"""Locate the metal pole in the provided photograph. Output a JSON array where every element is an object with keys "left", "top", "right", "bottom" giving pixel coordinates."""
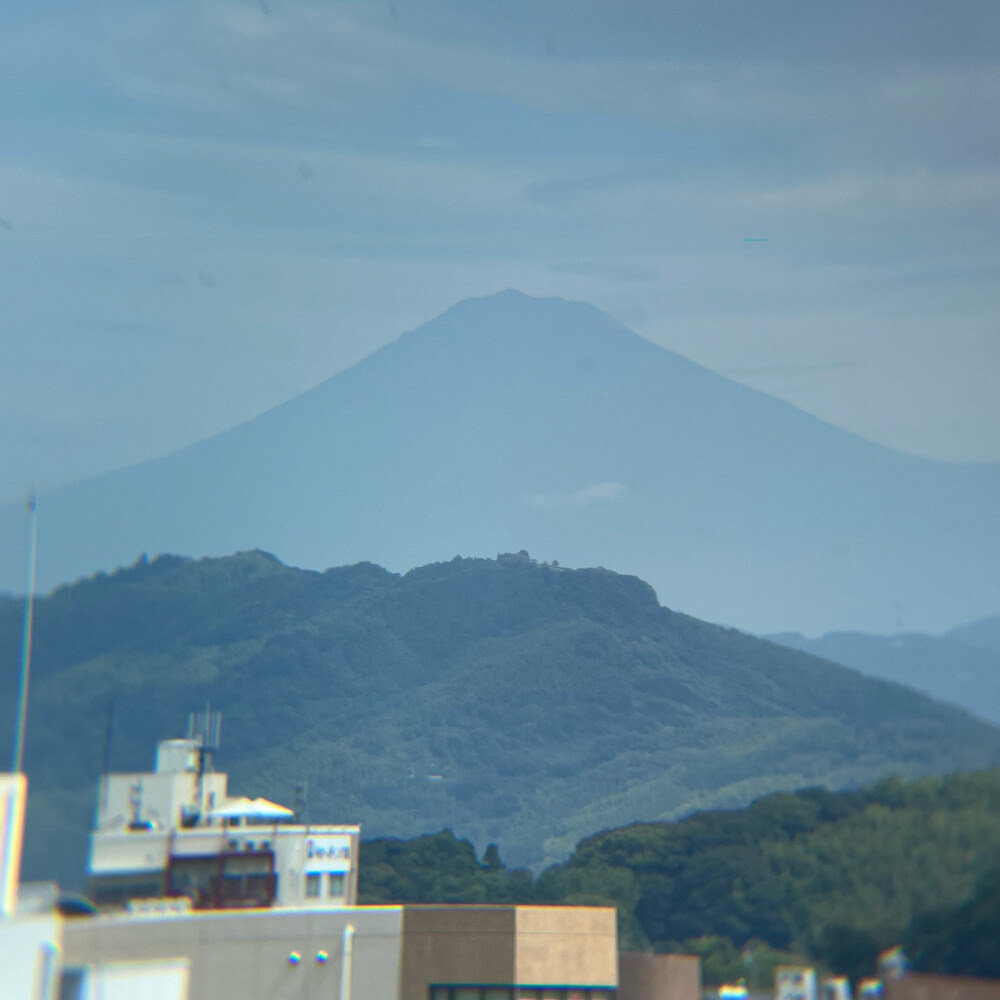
[
  {"left": 10, "top": 494, "right": 38, "bottom": 774},
  {"left": 339, "top": 923, "right": 355, "bottom": 1000},
  {"left": 97, "top": 699, "right": 115, "bottom": 824}
]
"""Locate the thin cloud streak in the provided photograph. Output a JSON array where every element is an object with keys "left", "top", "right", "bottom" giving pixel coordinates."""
[{"left": 526, "top": 483, "right": 630, "bottom": 510}]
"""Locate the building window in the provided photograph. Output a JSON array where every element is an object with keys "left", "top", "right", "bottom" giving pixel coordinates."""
[
  {"left": 305, "top": 874, "right": 321, "bottom": 898},
  {"left": 327, "top": 873, "right": 346, "bottom": 898}
]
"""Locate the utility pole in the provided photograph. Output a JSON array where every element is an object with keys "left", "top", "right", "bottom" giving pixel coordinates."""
[{"left": 10, "top": 493, "right": 38, "bottom": 773}]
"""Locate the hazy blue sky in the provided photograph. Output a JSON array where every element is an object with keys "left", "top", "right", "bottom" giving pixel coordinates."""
[{"left": 2, "top": 0, "right": 998, "bottom": 501}]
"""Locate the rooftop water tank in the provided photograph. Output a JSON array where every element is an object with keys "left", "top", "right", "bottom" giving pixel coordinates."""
[{"left": 155, "top": 739, "right": 201, "bottom": 774}]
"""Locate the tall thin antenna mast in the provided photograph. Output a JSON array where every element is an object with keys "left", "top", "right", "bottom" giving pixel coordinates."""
[
  {"left": 187, "top": 706, "right": 222, "bottom": 821},
  {"left": 99, "top": 699, "right": 115, "bottom": 817},
  {"left": 10, "top": 492, "right": 38, "bottom": 773}
]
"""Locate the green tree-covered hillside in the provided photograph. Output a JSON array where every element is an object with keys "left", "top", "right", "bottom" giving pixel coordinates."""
[
  {"left": 2, "top": 551, "right": 998, "bottom": 887},
  {"left": 360, "top": 770, "right": 1000, "bottom": 983}
]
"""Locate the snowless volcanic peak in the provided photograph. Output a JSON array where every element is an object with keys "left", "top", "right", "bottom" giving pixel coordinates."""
[{"left": 1, "top": 291, "right": 998, "bottom": 636}]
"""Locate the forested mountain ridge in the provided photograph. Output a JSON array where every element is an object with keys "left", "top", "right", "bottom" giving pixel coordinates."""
[{"left": 2, "top": 550, "right": 999, "bottom": 888}]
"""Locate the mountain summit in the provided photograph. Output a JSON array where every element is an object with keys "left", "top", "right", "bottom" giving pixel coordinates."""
[{"left": 2, "top": 291, "right": 997, "bottom": 634}]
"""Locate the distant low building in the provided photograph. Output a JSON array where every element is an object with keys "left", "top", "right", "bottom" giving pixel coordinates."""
[
  {"left": 619, "top": 953, "right": 701, "bottom": 1000},
  {"left": 887, "top": 975, "right": 1000, "bottom": 1000}
]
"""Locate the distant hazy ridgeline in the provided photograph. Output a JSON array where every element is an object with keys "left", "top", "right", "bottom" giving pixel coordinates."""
[{"left": 766, "top": 617, "right": 1000, "bottom": 725}]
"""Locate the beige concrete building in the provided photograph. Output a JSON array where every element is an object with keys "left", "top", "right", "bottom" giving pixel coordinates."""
[
  {"left": 62, "top": 903, "right": 618, "bottom": 1000},
  {"left": 404, "top": 905, "right": 618, "bottom": 1000},
  {"left": 887, "top": 975, "right": 1000, "bottom": 1000},
  {"left": 618, "top": 953, "right": 701, "bottom": 1000}
]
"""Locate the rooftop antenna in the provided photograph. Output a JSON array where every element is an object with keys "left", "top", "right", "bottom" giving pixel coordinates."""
[
  {"left": 10, "top": 493, "right": 38, "bottom": 773},
  {"left": 127, "top": 778, "right": 146, "bottom": 830},
  {"left": 293, "top": 779, "right": 309, "bottom": 824},
  {"left": 98, "top": 699, "right": 115, "bottom": 818},
  {"left": 187, "top": 705, "right": 222, "bottom": 766},
  {"left": 187, "top": 705, "right": 222, "bottom": 822}
]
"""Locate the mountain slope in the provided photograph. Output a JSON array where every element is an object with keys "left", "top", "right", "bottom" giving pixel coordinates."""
[
  {"left": 946, "top": 614, "right": 1000, "bottom": 653},
  {"left": 2, "top": 550, "right": 998, "bottom": 888},
  {"left": 1, "top": 291, "right": 998, "bottom": 635},
  {"left": 766, "top": 628, "right": 1000, "bottom": 725}
]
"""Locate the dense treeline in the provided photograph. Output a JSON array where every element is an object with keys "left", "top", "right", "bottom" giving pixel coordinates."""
[
  {"left": 359, "top": 770, "right": 1000, "bottom": 984},
  {"left": 905, "top": 866, "right": 1000, "bottom": 979}
]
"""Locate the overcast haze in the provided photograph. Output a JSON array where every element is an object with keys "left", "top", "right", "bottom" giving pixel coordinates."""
[{"left": 1, "top": 0, "right": 999, "bottom": 504}]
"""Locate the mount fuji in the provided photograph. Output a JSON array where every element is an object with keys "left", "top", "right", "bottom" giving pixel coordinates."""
[{"left": 2, "top": 290, "right": 997, "bottom": 635}]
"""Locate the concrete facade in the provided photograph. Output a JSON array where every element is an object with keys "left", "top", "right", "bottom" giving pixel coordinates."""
[
  {"left": 400, "top": 906, "right": 617, "bottom": 1000},
  {"left": 887, "top": 976, "right": 1000, "bottom": 1000},
  {"left": 64, "top": 906, "right": 405, "bottom": 1000},
  {"left": 515, "top": 906, "right": 619, "bottom": 990},
  {"left": 62, "top": 959, "right": 191, "bottom": 1000},
  {"left": 0, "top": 912, "right": 61, "bottom": 1000},
  {"left": 618, "top": 953, "right": 701, "bottom": 1000},
  {"left": 400, "top": 906, "right": 517, "bottom": 1000},
  {"left": 61, "top": 904, "right": 618, "bottom": 1000}
]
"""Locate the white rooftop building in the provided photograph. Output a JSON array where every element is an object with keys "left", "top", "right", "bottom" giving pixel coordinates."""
[{"left": 88, "top": 737, "right": 359, "bottom": 911}]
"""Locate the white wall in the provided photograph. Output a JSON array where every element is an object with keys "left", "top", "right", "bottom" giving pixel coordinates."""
[
  {"left": 64, "top": 907, "right": 404, "bottom": 1000},
  {"left": 0, "top": 914, "right": 62, "bottom": 1000},
  {"left": 96, "top": 772, "right": 228, "bottom": 832},
  {"left": 69, "top": 959, "right": 190, "bottom": 1000},
  {"left": 1, "top": 773, "right": 27, "bottom": 917}
]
